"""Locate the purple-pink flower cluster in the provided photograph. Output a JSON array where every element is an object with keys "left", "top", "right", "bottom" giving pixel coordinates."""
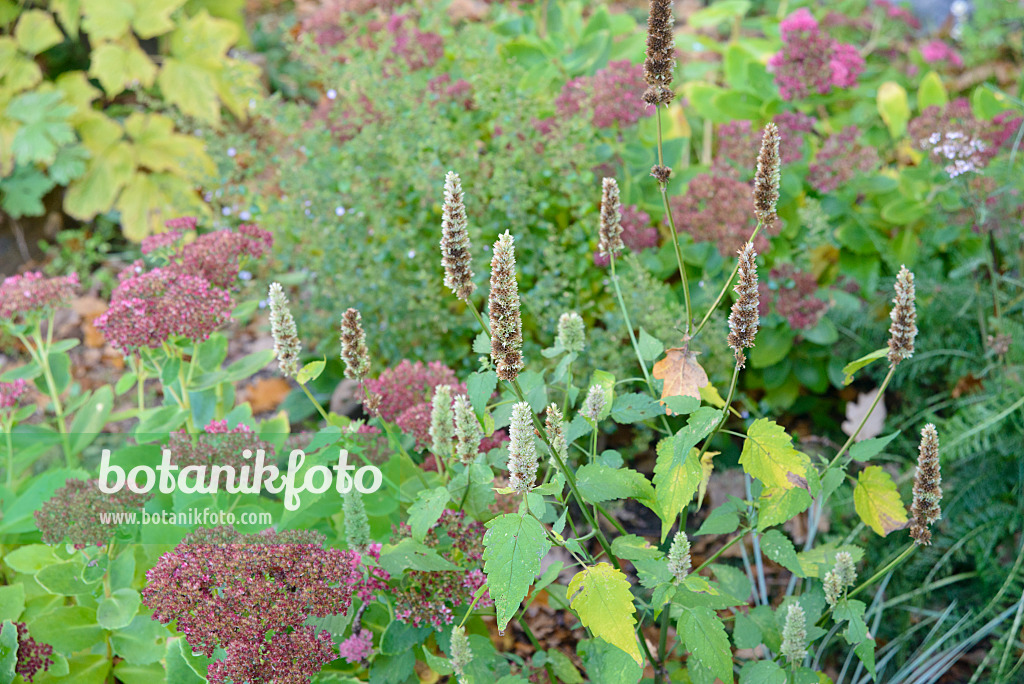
[
  {"left": 12, "top": 622, "right": 53, "bottom": 683},
  {"left": 670, "top": 174, "right": 769, "bottom": 257},
  {"left": 165, "top": 419, "right": 274, "bottom": 471},
  {"left": 363, "top": 360, "right": 467, "bottom": 449},
  {"left": 908, "top": 99, "right": 1023, "bottom": 179},
  {"left": 758, "top": 264, "right": 830, "bottom": 330},
  {"left": 143, "top": 526, "right": 388, "bottom": 684},
  {"left": 594, "top": 205, "right": 659, "bottom": 266},
  {"left": 34, "top": 478, "right": 151, "bottom": 548},
  {"left": 556, "top": 60, "right": 652, "bottom": 129},
  {"left": 808, "top": 126, "right": 879, "bottom": 193},
  {"left": 873, "top": 0, "right": 921, "bottom": 30},
  {"left": 768, "top": 9, "right": 865, "bottom": 101},
  {"left": 392, "top": 510, "right": 493, "bottom": 629},
  {"left": 428, "top": 74, "right": 475, "bottom": 110},
  {"left": 96, "top": 220, "right": 270, "bottom": 353},
  {"left": 338, "top": 628, "right": 374, "bottom": 664},
  {"left": 921, "top": 40, "right": 964, "bottom": 69},
  {"left": 0, "top": 379, "right": 28, "bottom": 411},
  {"left": 0, "top": 271, "right": 79, "bottom": 322}
]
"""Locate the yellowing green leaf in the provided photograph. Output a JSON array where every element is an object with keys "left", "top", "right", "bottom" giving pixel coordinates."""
[
  {"left": 739, "top": 419, "right": 811, "bottom": 491},
  {"left": 15, "top": 10, "right": 64, "bottom": 55},
  {"left": 157, "top": 58, "right": 220, "bottom": 124},
  {"left": 854, "top": 466, "right": 908, "bottom": 536},
  {"left": 567, "top": 563, "right": 642, "bottom": 665},
  {"left": 131, "top": 0, "right": 186, "bottom": 39},
  {"left": 50, "top": 0, "right": 81, "bottom": 38},
  {"left": 878, "top": 81, "right": 910, "bottom": 139},
  {"left": 124, "top": 112, "right": 211, "bottom": 174},
  {"left": 213, "top": 59, "right": 261, "bottom": 121},
  {"left": 696, "top": 450, "right": 717, "bottom": 510},
  {"left": 652, "top": 407, "right": 720, "bottom": 541},
  {"left": 65, "top": 139, "right": 134, "bottom": 220},
  {"left": 757, "top": 486, "right": 812, "bottom": 532},
  {"left": 115, "top": 171, "right": 208, "bottom": 240},
  {"left": 80, "top": 0, "right": 134, "bottom": 41},
  {"left": 89, "top": 39, "right": 157, "bottom": 96},
  {"left": 55, "top": 72, "right": 101, "bottom": 120},
  {"left": 483, "top": 513, "right": 550, "bottom": 631},
  {"left": 679, "top": 606, "right": 732, "bottom": 683},
  {"left": 917, "top": 71, "right": 948, "bottom": 111}
]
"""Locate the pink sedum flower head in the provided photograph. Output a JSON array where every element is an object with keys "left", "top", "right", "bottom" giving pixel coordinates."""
[
  {"left": 0, "top": 271, "right": 79, "bottom": 323},
  {"left": 34, "top": 478, "right": 150, "bottom": 548},
  {"left": 0, "top": 379, "right": 29, "bottom": 411},
  {"left": 769, "top": 8, "right": 864, "bottom": 101},
  {"left": 921, "top": 40, "right": 964, "bottom": 68},
  {"left": 338, "top": 628, "right": 374, "bottom": 664},
  {"left": 557, "top": 60, "right": 652, "bottom": 129}
]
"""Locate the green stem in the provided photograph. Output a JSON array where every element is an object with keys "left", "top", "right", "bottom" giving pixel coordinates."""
[
  {"left": 690, "top": 223, "right": 764, "bottom": 342},
  {"left": 656, "top": 107, "right": 692, "bottom": 335},
  {"left": 694, "top": 529, "right": 749, "bottom": 573},
  {"left": 826, "top": 365, "right": 896, "bottom": 470},
  {"left": 849, "top": 542, "right": 915, "bottom": 600},
  {"left": 518, "top": 617, "right": 558, "bottom": 683},
  {"left": 298, "top": 381, "right": 329, "bottom": 421},
  {"left": 563, "top": 361, "right": 573, "bottom": 416},
  {"left": 655, "top": 601, "right": 671, "bottom": 684},
  {"left": 4, "top": 416, "right": 15, "bottom": 487},
  {"left": 27, "top": 329, "right": 72, "bottom": 467},
  {"left": 695, "top": 362, "right": 741, "bottom": 463}
]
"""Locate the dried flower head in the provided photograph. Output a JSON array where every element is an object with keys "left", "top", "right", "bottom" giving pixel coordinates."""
[
  {"left": 0, "top": 271, "right": 79, "bottom": 323},
  {"left": 910, "top": 424, "right": 941, "bottom": 545},
  {"left": 340, "top": 308, "right": 371, "bottom": 381},
  {"left": 727, "top": 243, "right": 760, "bottom": 368},
  {"left": 545, "top": 404, "right": 569, "bottom": 468},
  {"left": 508, "top": 402, "right": 538, "bottom": 494},
  {"left": 450, "top": 625, "right": 472, "bottom": 683},
  {"left": 12, "top": 622, "right": 53, "bottom": 683},
  {"left": 642, "top": 0, "right": 676, "bottom": 105},
  {"left": 667, "top": 530, "right": 692, "bottom": 582},
  {"left": 887, "top": 265, "right": 918, "bottom": 366},
  {"left": 34, "top": 478, "right": 150, "bottom": 548},
  {"left": 454, "top": 395, "right": 482, "bottom": 465},
  {"left": 95, "top": 268, "right": 233, "bottom": 353},
  {"left": 583, "top": 384, "right": 606, "bottom": 423},
  {"left": 143, "top": 527, "right": 388, "bottom": 684},
  {"left": 488, "top": 232, "right": 524, "bottom": 382},
  {"left": 753, "top": 122, "right": 781, "bottom": 224},
  {"left": 557, "top": 311, "right": 586, "bottom": 352},
  {"left": 441, "top": 171, "right": 476, "bottom": 302},
  {"left": 781, "top": 603, "right": 808, "bottom": 664},
  {"left": 651, "top": 164, "right": 672, "bottom": 184},
  {"left": 165, "top": 420, "right": 274, "bottom": 472},
  {"left": 338, "top": 628, "right": 374, "bottom": 664},
  {"left": 598, "top": 177, "right": 624, "bottom": 259},
  {"left": 268, "top": 282, "right": 302, "bottom": 378},
  {"left": 429, "top": 385, "right": 455, "bottom": 458},
  {"left": 344, "top": 489, "right": 371, "bottom": 552}
]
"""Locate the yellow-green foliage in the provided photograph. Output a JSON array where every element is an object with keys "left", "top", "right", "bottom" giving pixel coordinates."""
[{"left": 0, "top": 1, "right": 260, "bottom": 239}]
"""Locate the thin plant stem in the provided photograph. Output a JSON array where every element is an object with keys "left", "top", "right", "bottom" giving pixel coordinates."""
[
  {"left": 690, "top": 223, "right": 764, "bottom": 341},
  {"left": 695, "top": 362, "right": 741, "bottom": 463},
  {"left": 826, "top": 365, "right": 896, "bottom": 470},
  {"left": 26, "top": 328, "right": 73, "bottom": 466},
  {"left": 848, "top": 543, "right": 916, "bottom": 600},
  {"left": 656, "top": 107, "right": 692, "bottom": 334},
  {"left": 694, "top": 530, "right": 749, "bottom": 573},
  {"left": 4, "top": 416, "right": 15, "bottom": 486}
]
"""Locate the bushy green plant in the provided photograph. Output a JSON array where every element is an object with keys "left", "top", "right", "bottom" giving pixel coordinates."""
[{"left": 0, "top": 1, "right": 260, "bottom": 239}]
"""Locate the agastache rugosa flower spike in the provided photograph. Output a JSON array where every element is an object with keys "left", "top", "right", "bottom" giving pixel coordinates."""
[
  {"left": 887, "top": 265, "right": 918, "bottom": 366},
  {"left": 557, "top": 311, "right": 586, "bottom": 352},
  {"left": 340, "top": 307, "right": 371, "bottom": 381},
  {"left": 453, "top": 395, "right": 482, "bottom": 465},
  {"left": 823, "top": 552, "right": 857, "bottom": 607},
  {"left": 268, "top": 282, "right": 301, "bottom": 378},
  {"left": 545, "top": 403, "right": 569, "bottom": 468},
  {"left": 667, "top": 530, "right": 692, "bottom": 582},
  {"left": 727, "top": 243, "right": 760, "bottom": 368},
  {"left": 781, "top": 603, "right": 808, "bottom": 664},
  {"left": 642, "top": 0, "right": 676, "bottom": 106},
  {"left": 429, "top": 384, "right": 455, "bottom": 458},
  {"left": 343, "top": 489, "right": 371, "bottom": 553},
  {"left": 583, "top": 384, "right": 606, "bottom": 423},
  {"left": 449, "top": 625, "right": 472, "bottom": 683},
  {"left": 488, "top": 231, "right": 523, "bottom": 382},
  {"left": 440, "top": 171, "right": 476, "bottom": 302},
  {"left": 910, "top": 423, "right": 941, "bottom": 546},
  {"left": 507, "top": 402, "right": 537, "bottom": 494},
  {"left": 753, "top": 122, "right": 781, "bottom": 225},
  {"left": 598, "top": 178, "right": 624, "bottom": 260}
]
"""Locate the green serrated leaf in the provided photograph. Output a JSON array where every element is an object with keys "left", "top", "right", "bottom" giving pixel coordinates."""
[
  {"left": 483, "top": 513, "right": 550, "bottom": 631},
  {"left": 853, "top": 466, "right": 908, "bottom": 536},
  {"left": 407, "top": 487, "right": 450, "bottom": 541},
  {"left": 576, "top": 463, "right": 655, "bottom": 505},
  {"left": 849, "top": 431, "right": 900, "bottom": 462},
  {"left": 679, "top": 606, "right": 732, "bottom": 683},
  {"left": 637, "top": 328, "right": 664, "bottom": 361},
  {"left": 759, "top": 529, "right": 804, "bottom": 577},
  {"left": 757, "top": 486, "right": 812, "bottom": 531},
  {"left": 568, "top": 563, "right": 642, "bottom": 665},
  {"left": 739, "top": 419, "right": 811, "bottom": 490},
  {"left": 15, "top": 9, "right": 63, "bottom": 54},
  {"left": 89, "top": 38, "right": 157, "bottom": 96},
  {"left": 652, "top": 408, "right": 720, "bottom": 541}
]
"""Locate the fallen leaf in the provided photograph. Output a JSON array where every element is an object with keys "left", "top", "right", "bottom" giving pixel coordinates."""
[
  {"left": 952, "top": 373, "right": 984, "bottom": 398},
  {"left": 841, "top": 387, "right": 886, "bottom": 442},
  {"left": 652, "top": 345, "right": 709, "bottom": 415},
  {"left": 241, "top": 376, "right": 292, "bottom": 413}
]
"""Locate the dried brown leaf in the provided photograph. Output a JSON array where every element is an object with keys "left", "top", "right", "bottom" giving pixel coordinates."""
[{"left": 651, "top": 346, "right": 709, "bottom": 415}]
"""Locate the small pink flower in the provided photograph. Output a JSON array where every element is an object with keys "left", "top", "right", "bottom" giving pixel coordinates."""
[
  {"left": 921, "top": 40, "right": 964, "bottom": 68},
  {"left": 338, "top": 629, "right": 374, "bottom": 664},
  {"left": 0, "top": 379, "right": 28, "bottom": 411}
]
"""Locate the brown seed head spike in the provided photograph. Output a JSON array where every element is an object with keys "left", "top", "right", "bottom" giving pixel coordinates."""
[
  {"left": 340, "top": 308, "right": 371, "bottom": 381},
  {"left": 727, "top": 243, "right": 759, "bottom": 369},
  {"left": 440, "top": 171, "right": 476, "bottom": 302},
  {"left": 910, "top": 423, "right": 941, "bottom": 546},
  {"left": 598, "top": 177, "right": 624, "bottom": 259},
  {"left": 642, "top": 0, "right": 676, "bottom": 106},
  {"left": 488, "top": 231, "right": 523, "bottom": 382},
  {"left": 651, "top": 164, "right": 672, "bottom": 185},
  {"left": 753, "top": 122, "right": 781, "bottom": 225},
  {"left": 887, "top": 265, "right": 918, "bottom": 366}
]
